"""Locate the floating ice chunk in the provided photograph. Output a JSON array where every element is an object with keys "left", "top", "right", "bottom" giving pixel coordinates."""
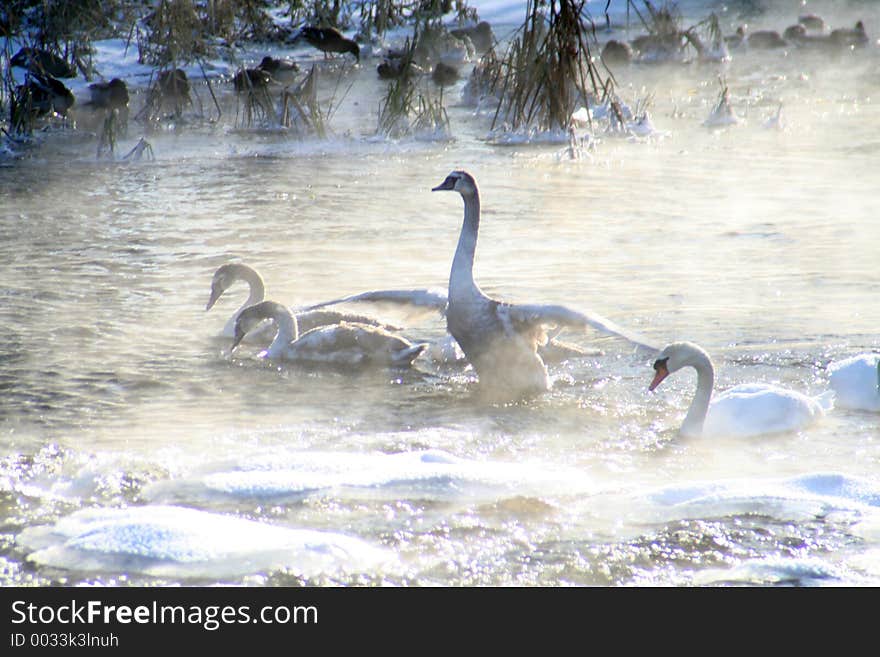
[{"left": 19, "top": 505, "right": 393, "bottom": 579}]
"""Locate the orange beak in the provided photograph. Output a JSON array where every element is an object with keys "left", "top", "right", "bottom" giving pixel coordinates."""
[{"left": 649, "top": 364, "right": 669, "bottom": 391}]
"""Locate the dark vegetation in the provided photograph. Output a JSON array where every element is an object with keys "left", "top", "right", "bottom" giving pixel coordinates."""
[{"left": 2, "top": 1, "right": 870, "bottom": 155}]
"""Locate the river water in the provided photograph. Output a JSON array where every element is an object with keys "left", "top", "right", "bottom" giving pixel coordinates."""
[{"left": 1, "top": 0, "right": 880, "bottom": 586}]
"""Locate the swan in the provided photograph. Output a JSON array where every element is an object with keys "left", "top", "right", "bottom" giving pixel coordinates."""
[
  {"left": 232, "top": 300, "right": 427, "bottom": 368},
  {"left": 206, "top": 262, "right": 400, "bottom": 340},
  {"left": 298, "top": 287, "right": 605, "bottom": 366},
  {"left": 207, "top": 262, "right": 270, "bottom": 339},
  {"left": 431, "top": 170, "right": 658, "bottom": 400},
  {"left": 648, "top": 341, "right": 834, "bottom": 438},
  {"left": 828, "top": 353, "right": 880, "bottom": 411}
]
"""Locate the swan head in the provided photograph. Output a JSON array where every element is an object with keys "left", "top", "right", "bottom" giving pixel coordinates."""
[
  {"left": 232, "top": 300, "right": 285, "bottom": 351},
  {"left": 207, "top": 263, "right": 262, "bottom": 311},
  {"left": 207, "top": 263, "right": 239, "bottom": 310},
  {"left": 432, "top": 170, "right": 478, "bottom": 197},
  {"left": 649, "top": 341, "right": 712, "bottom": 391}
]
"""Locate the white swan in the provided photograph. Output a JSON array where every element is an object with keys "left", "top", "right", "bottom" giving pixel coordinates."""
[
  {"left": 431, "top": 170, "right": 658, "bottom": 400},
  {"left": 649, "top": 341, "right": 834, "bottom": 438},
  {"left": 299, "top": 287, "right": 601, "bottom": 365},
  {"left": 207, "top": 262, "right": 266, "bottom": 338},
  {"left": 206, "top": 262, "right": 400, "bottom": 340},
  {"left": 232, "top": 300, "right": 426, "bottom": 368},
  {"left": 828, "top": 353, "right": 880, "bottom": 411}
]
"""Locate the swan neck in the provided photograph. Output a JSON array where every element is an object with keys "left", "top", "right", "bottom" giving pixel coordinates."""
[
  {"left": 450, "top": 190, "right": 480, "bottom": 294},
  {"left": 681, "top": 355, "right": 714, "bottom": 437},
  {"left": 265, "top": 309, "right": 298, "bottom": 359},
  {"left": 241, "top": 267, "right": 266, "bottom": 306}
]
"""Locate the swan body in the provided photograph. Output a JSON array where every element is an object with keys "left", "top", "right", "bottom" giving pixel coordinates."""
[
  {"left": 649, "top": 341, "right": 833, "bottom": 438},
  {"left": 300, "top": 287, "right": 604, "bottom": 366},
  {"left": 206, "top": 262, "right": 399, "bottom": 340},
  {"left": 233, "top": 300, "right": 426, "bottom": 368},
  {"left": 432, "top": 170, "right": 658, "bottom": 400},
  {"left": 828, "top": 354, "right": 880, "bottom": 411}
]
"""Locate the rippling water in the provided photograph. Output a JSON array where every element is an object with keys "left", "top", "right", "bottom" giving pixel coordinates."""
[{"left": 2, "top": 1, "right": 880, "bottom": 586}]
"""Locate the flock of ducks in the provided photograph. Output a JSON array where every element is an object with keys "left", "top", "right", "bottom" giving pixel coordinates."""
[
  {"left": 207, "top": 170, "right": 880, "bottom": 438},
  {"left": 601, "top": 12, "right": 871, "bottom": 66}
]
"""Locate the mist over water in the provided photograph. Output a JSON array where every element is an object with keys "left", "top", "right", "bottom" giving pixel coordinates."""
[{"left": 2, "top": 0, "right": 880, "bottom": 586}]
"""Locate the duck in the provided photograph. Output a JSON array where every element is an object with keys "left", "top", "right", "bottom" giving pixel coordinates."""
[
  {"left": 648, "top": 341, "right": 834, "bottom": 438},
  {"left": 745, "top": 30, "right": 788, "bottom": 49},
  {"left": 798, "top": 14, "right": 826, "bottom": 32},
  {"left": 11, "top": 73, "right": 75, "bottom": 128},
  {"left": 377, "top": 57, "right": 422, "bottom": 80},
  {"left": 600, "top": 39, "right": 634, "bottom": 66},
  {"left": 232, "top": 300, "right": 427, "bottom": 368},
  {"left": 431, "top": 61, "right": 460, "bottom": 87},
  {"left": 157, "top": 68, "right": 191, "bottom": 101},
  {"left": 431, "top": 170, "right": 658, "bottom": 400},
  {"left": 449, "top": 21, "right": 495, "bottom": 55},
  {"left": 296, "top": 26, "right": 360, "bottom": 62},
  {"left": 233, "top": 67, "right": 272, "bottom": 93},
  {"left": 827, "top": 353, "right": 880, "bottom": 412},
  {"left": 257, "top": 56, "right": 299, "bottom": 85},
  {"left": 829, "top": 20, "right": 869, "bottom": 49},
  {"left": 84, "top": 78, "right": 129, "bottom": 111},
  {"left": 206, "top": 262, "right": 400, "bottom": 340},
  {"left": 10, "top": 47, "right": 76, "bottom": 78}
]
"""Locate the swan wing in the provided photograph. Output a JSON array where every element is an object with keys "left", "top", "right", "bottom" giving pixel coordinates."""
[
  {"left": 295, "top": 309, "right": 403, "bottom": 333},
  {"left": 297, "top": 288, "right": 449, "bottom": 325},
  {"left": 504, "top": 302, "right": 659, "bottom": 353}
]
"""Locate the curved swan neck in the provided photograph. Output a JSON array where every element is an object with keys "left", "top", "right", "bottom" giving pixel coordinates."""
[
  {"left": 681, "top": 350, "right": 715, "bottom": 437},
  {"left": 263, "top": 305, "right": 299, "bottom": 359},
  {"left": 237, "top": 265, "right": 266, "bottom": 307},
  {"left": 450, "top": 188, "right": 481, "bottom": 295}
]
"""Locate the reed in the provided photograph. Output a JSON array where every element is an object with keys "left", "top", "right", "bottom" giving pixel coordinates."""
[
  {"left": 280, "top": 64, "right": 329, "bottom": 137},
  {"left": 488, "top": 0, "right": 603, "bottom": 136}
]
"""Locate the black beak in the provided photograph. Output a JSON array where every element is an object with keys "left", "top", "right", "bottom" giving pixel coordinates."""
[
  {"left": 431, "top": 175, "right": 456, "bottom": 192},
  {"left": 231, "top": 332, "right": 245, "bottom": 352}
]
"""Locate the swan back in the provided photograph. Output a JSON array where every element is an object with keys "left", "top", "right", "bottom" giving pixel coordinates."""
[
  {"left": 706, "top": 384, "right": 833, "bottom": 438},
  {"left": 286, "top": 322, "right": 427, "bottom": 367},
  {"left": 828, "top": 354, "right": 880, "bottom": 411}
]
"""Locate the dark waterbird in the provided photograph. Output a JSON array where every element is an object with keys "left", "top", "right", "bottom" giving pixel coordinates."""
[
  {"left": 233, "top": 67, "right": 272, "bottom": 93},
  {"left": 85, "top": 78, "right": 129, "bottom": 111},
  {"left": 431, "top": 61, "right": 459, "bottom": 87},
  {"left": 157, "top": 68, "right": 191, "bottom": 100},
  {"left": 11, "top": 47, "right": 77, "bottom": 78},
  {"left": 296, "top": 26, "right": 360, "bottom": 62},
  {"left": 10, "top": 74, "right": 75, "bottom": 129},
  {"left": 449, "top": 21, "right": 495, "bottom": 55},
  {"left": 257, "top": 56, "right": 299, "bottom": 85}
]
